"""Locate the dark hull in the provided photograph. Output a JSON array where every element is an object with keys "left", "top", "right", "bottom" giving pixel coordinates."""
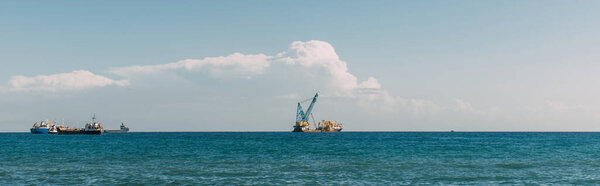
[
  {"left": 292, "top": 126, "right": 305, "bottom": 132},
  {"left": 57, "top": 129, "right": 103, "bottom": 135},
  {"left": 104, "top": 130, "right": 128, "bottom": 133},
  {"left": 292, "top": 127, "right": 343, "bottom": 132}
]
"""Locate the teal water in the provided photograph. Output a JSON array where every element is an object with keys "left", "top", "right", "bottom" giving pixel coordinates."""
[{"left": 2, "top": 132, "right": 600, "bottom": 185}]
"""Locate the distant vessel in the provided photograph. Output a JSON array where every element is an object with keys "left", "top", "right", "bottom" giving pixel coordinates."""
[
  {"left": 30, "top": 121, "right": 57, "bottom": 134},
  {"left": 104, "top": 123, "right": 129, "bottom": 133},
  {"left": 315, "top": 120, "right": 343, "bottom": 132},
  {"left": 293, "top": 92, "right": 343, "bottom": 132},
  {"left": 57, "top": 115, "right": 103, "bottom": 135}
]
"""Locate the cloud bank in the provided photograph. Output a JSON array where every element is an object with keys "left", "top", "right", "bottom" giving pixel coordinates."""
[
  {"left": 110, "top": 53, "right": 272, "bottom": 79},
  {"left": 5, "top": 40, "right": 381, "bottom": 97},
  {"left": 109, "top": 40, "right": 382, "bottom": 96},
  {"left": 3, "top": 40, "right": 428, "bottom": 115},
  {"left": 9, "top": 70, "right": 128, "bottom": 92},
  {"left": 105, "top": 40, "right": 445, "bottom": 116},
  {"left": 2, "top": 40, "right": 455, "bottom": 120}
]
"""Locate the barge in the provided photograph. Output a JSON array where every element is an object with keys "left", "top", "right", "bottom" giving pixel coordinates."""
[{"left": 293, "top": 92, "right": 343, "bottom": 132}]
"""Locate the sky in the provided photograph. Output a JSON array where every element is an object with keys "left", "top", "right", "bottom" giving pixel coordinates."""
[{"left": 1, "top": 0, "right": 600, "bottom": 131}]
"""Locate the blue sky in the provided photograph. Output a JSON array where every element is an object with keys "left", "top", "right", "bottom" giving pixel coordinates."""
[{"left": 1, "top": 1, "right": 600, "bottom": 131}]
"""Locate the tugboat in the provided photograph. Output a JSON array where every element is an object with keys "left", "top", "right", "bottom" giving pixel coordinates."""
[
  {"left": 57, "top": 115, "right": 103, "bottom": 135},
  {"left": 30, "top": 121, "right": 57, "bottom": 134},
  {"left": 104, "top": 123, "right": 129, "bottom": 133}
]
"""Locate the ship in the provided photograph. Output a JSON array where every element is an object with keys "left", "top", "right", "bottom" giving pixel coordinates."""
[
  {"left": 57, "top": 115, "right": 103, "bottom": 135},
  {"left": 30, "top": 120, "right": 57, "bottom": 134},
  {"left": 315, "top": 120, "right": 343, "bottom": 132},
  {"left": 104, "top": 123, "right": 129, "bottom": 133},
  {"left": 293, "top": 92, "right": 343, "bottom": 132}
]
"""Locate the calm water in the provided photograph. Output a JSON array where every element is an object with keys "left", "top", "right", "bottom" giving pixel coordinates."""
[{"left": 2, "top": 132, "right": 600, "bottom": 185}]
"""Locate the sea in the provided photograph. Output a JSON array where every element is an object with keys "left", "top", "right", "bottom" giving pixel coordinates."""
[{"left": 2, "top": 132, "right": 600, "bottom": 185}]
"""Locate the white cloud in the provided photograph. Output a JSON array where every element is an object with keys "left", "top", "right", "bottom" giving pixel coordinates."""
[
  {"left": 111, "top": 40, "right": 380, "bottom": 96},
  {"left": 275, "top": 40, "right": 379, "bottom": 96},
  {"left": 3, "top": 40, "right": 438, "bottom": 118},
  {"left": 358, "top": 77, "right": 381, "bottom": 89},
  {"left": 2, "top": 40, "right": 452, "bottom": 122},
  {"left": 8, "top": 70, "right": 129, "bottom": 92},
  {"left": 110, "top": 53, "right": 271, "bottom": 78},
  {"left": 106, "top": 40, "right": 434, "bottom": 117}
]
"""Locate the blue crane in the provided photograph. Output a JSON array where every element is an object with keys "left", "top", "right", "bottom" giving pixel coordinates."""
[{"left": 296, "top": 92, "right": 319, "bottom": 123}]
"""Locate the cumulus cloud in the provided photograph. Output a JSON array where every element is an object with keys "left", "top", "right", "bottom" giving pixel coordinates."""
[
  {"left": 9, "top": 70, "right": 128, "bottom": 92},
  {"left": 4, "top": 40, "right": 430, "bottom": 116},
  {"left": 106, "top": 40, "right": 434, "bottom": 116},
  {"left": 110, "top": 40, "right": 381, "bottom": 96},
  {"left": 276, "top": 40, "right": 380, "bottom": 95},
  {"left": 3, "top": 40, "right": 444, "bottom": 120},
  {"left": 5, "top": 40, "right": 378, "bottom": 95}
]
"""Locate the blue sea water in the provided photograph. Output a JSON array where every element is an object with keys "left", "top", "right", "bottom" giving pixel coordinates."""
[{"left": 2, "top": 132, "right": 600, "bottom": 185}]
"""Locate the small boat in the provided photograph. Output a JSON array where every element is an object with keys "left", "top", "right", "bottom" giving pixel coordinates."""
[
  {"left": 104, "top": 123, "right": 129, "bottom": 133},
  {"left": 30, "top": 121, "right": 57, "bottom": 134}
]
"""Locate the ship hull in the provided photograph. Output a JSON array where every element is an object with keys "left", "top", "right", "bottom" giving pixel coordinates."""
[
  {"left": 57, "top": 129, "right": 103, "bottom": 135},
  {"left": 292, "top": 127, "right": 343, "bottom": 133},
  {"left": 292, "top": 126, "right": 306, "bottom": 132},
  {"left": 292, "top": 130, "right": 342, "bottom": 133},
  {"left": 104, "top": 130, "right": 128, "bottom": 133},
  {"left": 30, "top": 128, "right": 49, "bottom": 134}
]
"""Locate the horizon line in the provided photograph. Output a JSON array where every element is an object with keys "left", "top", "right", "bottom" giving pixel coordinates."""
[{"left": 5, "top": 130, "right": 600, "bottom": 133}]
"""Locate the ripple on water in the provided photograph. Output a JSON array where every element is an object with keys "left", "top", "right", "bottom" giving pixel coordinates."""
[{"left": 3, "top": 132, "right": 600, "bottom": 184}]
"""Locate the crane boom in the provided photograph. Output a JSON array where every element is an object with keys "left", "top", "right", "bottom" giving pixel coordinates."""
[
  {"left": 303, "top": 93, "right": 318, "bottom": 122},
  {"left": 296, "top": 103, "right": 305, "bottom": 122},
  {"left": 295, "top": 92, "right": 319, "bottom": 122}
]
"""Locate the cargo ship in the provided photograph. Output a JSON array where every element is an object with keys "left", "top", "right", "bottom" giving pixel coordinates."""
[
  {"left": 30, "top": 121, "right": 57, "bottom": 134},
  {"left": 293, "top": 92, "right": 343, "bottom": 132},
  {"left": 104, "top": 123, "right": 129, "bottom": 133},
  {"left": 57, "top": 115, "right": 103, "bottom": 135}
]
